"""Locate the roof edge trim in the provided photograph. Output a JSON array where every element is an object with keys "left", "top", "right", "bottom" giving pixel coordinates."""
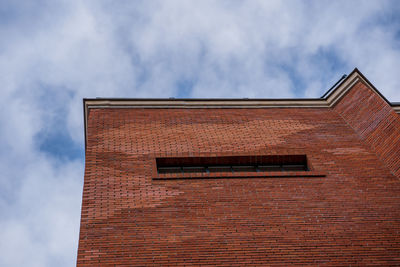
[
  {"left": 83, "top": 69, "right": 394, "bottom": 109},
  {"left": 83, "top": 68, "right": 400, "bottom": 148}
]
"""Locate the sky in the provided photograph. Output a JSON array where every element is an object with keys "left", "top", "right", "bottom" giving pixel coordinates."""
[{"left": 0, "top": 0, "right": 400, "bottom": 266}]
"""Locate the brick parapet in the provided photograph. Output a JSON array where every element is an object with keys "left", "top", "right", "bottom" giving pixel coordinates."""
[{"left": 333, "top": 81, "right": 400, "bottom": 178}]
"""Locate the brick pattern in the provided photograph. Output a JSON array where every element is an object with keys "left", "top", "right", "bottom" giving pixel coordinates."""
[
  {"left": 334, "top": 81, "right": 400, "bottom": 178},
  {"left": 78, "top": 105, "right": 400, "bottom": 265}
]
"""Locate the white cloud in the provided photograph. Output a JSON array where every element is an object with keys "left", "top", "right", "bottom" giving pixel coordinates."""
[
  {"left": 0, "top": 157, "right": 83, "bottom": 267},
  {"left": 0, "top": 0, "right": 399, "bottom": 266}
]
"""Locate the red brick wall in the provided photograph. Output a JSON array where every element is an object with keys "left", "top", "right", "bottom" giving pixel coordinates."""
[
  {"left": 334, "top": 81, "right": 400, "bottom": 178},
  {"left": 78, "top": 106, "right": 400, "bottom": 265}
]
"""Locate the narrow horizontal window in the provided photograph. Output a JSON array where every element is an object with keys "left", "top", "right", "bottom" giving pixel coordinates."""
[
  {"left": 158, "top": 167, "right": 182, "bottom": 174},
  {"left": 232, "top": 166, "right": 257, "bottom": 172},
  {"left": 182, "top": 166, "right": 206, "bottom": 173},
  {"left": 156, "top": 155, "right": 309, "bottom": 174},
  {"left": 282, "top": 164, "right": 308, "bottom": 171},
  {"left": 208, "top": 166, "right": 232, "bottom": 173},
  {"left": 258, "top": 165, "right": 281, "bottom": 172}
]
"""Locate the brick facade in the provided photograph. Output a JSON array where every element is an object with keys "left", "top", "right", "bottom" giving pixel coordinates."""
[
  {"left": 78, "top": 74, "right": 400, "bottom": 265},
  {"left": 334, "top": 81, "right": 400, "bottom": 178}
]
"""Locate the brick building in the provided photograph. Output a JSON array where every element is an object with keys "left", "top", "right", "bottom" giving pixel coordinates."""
[{"left": 78, "top": 68, "right": 400, "bottom": 265}]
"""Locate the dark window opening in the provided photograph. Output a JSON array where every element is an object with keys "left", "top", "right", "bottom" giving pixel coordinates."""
[{"left": 156, "top": 155, "right": 309, "bottom": 174}]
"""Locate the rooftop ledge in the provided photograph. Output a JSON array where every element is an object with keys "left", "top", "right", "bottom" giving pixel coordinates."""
[
  {"left": 84, "top": 68, "right": 399, "bottom": 110},
  {"left": 83, "top": 68, "right": 400, "bottom": 147}
]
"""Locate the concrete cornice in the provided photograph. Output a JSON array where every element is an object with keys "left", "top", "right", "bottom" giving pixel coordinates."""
[{"left": 83, "top": 68, "right": 400, "bottom": 148}]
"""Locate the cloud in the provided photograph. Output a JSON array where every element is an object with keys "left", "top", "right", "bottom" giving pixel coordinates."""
[
  {"left": 0, "top": 0, "right": 399, "bottom": 266},
  {"left": 0, "top": 158, "right": 82, "bottom": 267}
]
